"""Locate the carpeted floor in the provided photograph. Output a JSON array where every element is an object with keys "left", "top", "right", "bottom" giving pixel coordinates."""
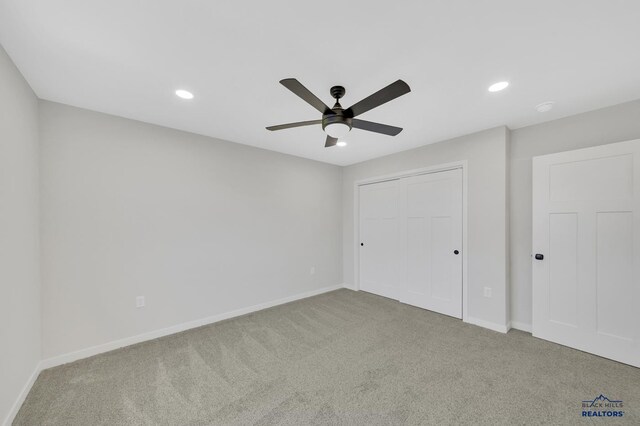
[{"left": 15, "top": 289, "right": 640, "bottom": 425}]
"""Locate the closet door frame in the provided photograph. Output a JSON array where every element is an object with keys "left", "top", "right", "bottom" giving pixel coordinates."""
[{"left": 353, "top": 160, "right": 468, "bottom": 321}]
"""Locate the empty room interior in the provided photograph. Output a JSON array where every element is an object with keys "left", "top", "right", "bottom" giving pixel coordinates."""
[{"left": 2, "top": 1, "right": 640, "bottom": 425}]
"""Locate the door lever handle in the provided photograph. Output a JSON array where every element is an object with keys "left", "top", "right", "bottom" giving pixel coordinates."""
[{"left": 535, "top": 254, "right": 544, "bottom": 260}]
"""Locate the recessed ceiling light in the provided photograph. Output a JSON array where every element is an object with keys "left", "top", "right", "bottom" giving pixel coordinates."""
[
  {"left": 535, "top": 101, "right": 555, "bottom": 112},
  {"left": 488, "top": 81, "right": 509, "bottom": 92},
  {"left": 336, "top": 141, "right": 347, "bottom": 147},
  {"left": 175, "top": 89, "right": 194, "bottom": 100}
]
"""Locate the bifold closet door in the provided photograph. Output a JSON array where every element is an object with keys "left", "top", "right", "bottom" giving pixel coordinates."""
[
  {"left": 359, "top": 179, "right": 401, "bottom": 300},
  {"left": 400, "top": 169, "right": 463, "bottom": 318},
  {"left": 532, "top": 139, "right": 640, "bottom": 367}
]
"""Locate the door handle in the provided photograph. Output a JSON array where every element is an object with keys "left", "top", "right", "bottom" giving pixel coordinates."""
[
  {"left": 453, "top": 250, "right": 459, "bottom": 255},
  {"left": 360, "top": 243, "right": 364, "bottom": 246},
  {"left": 535, "top": 254, "right": 544, "bottom": 260}
]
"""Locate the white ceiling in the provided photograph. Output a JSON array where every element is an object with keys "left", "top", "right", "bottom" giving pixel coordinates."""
[{"left": 1, "top": 1, "right": 640, "bottom": 166}]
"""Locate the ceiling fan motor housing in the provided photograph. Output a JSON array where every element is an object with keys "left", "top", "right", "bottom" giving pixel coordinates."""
[{"left": 322, "top": 109, "right": 352, "bottom": 132}]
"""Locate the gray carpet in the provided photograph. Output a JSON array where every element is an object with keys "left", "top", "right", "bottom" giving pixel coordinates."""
[{"left": 15, "top": 289, "right": 640, "bottom": 425}]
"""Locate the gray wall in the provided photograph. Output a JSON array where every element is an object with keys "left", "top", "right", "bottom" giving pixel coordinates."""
[
  {"left": 510, "top": 99, "right": 640, "bottom": 329},
  {"left": 39, "top": 101, "right": 343, "bottom": 358},
  {"left": 343, "top": 127, "right": 510, "bottom": 330},
  {"left": 0, "top": 46, "right": 41, "bottom": 423}
]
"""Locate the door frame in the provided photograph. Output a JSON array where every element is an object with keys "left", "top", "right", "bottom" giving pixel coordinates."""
[{"left": 353, "top": 160, "right": 469, "bottom": 321}]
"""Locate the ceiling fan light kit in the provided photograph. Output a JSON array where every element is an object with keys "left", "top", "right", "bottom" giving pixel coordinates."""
[
  {"left": 324, "top": 121, "right": 351, "bottom": 138},
  {"left": 267, "top": 78, "right": 411, "bottom": 147}
]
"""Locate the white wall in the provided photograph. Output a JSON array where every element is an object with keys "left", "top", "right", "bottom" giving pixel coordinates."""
[
  {"left": 510, "top": 99, "right": 640, "bottom": 330},
  {"left": 39, "top": 101, "right": 343, "bottom": 359},
  {"left": 343, "top": 127, "right": 510, "bottom": 330},
  {"left": 0, "top": 46, "right": 41, "bottom": 424}
]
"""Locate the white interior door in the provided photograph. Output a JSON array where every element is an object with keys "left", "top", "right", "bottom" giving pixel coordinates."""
[
  {"left": 400, "top": 169, "right": 463, "bottom": 318},
  {"left": 532, "top": 139, "right": 640, "bottom": 367},
  {"left": 359, "top": 179, "right": 401, "bottom": 300}
]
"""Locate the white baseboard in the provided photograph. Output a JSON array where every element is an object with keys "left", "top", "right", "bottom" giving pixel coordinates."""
[
  {"left": 2, "top": 361, "right": 43, "bottom": 426},
  {"left": 40, "top": 284, "right": 345, "bottom": 370},
  {"left": 510, "top": 321, "right": 532, "bottom": 333},
  {"left": 465, "top": 316, "right": 510, "bottom": 333},
  {"left": 342, "top": 282, "right": 357, "bottom": 291}
]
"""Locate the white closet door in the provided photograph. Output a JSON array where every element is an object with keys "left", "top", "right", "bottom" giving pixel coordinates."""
[
  {"left": 400, "top": 169, "right": 463, "bottom": 318},
  {"left": 359, "top": 179, "right": 401, "bottom": 300},
  {"left": 532, "top": 139, "right": 640, "bottom": 367}
]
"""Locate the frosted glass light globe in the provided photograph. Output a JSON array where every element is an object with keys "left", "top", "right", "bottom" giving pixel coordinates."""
[{"left": 325, "top": 122, "right": 350, "bottom": 138}]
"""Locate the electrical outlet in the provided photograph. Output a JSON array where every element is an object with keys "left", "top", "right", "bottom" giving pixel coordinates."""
[
  {"left": 483, "top": 287, "right": 492, "bottom": 298},
  {"left": 136, "top": 296, "right": 145, "bottom": 308},
  {"left": 310, "top": 266, "right": 316, "bottom": 275}
]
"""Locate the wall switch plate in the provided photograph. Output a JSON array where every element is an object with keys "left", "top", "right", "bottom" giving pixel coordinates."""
[
  {"left": 310, "top": 266, "right": 315, "bottom": 275},
  {"left": 483, "top": 287, "right": 492, "bottom": 298},
  {"left": 136, "top": 296, "right": 145, "bottom": 308}
]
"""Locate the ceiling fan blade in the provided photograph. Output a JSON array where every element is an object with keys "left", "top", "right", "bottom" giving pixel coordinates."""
[
  {"left": 280, "top": 78, "right": 333, "bottom": 115},
  {"left": 325, "top": 135, "right": 338, "bottom": 147},
  {"left": 352, "top": 119, "right": 403, "bottom": 136},
  {"left": 345, "top": 80, "right": 411, "bottom": 118},
  {"left": 266, "top": 119, "right": 322, "bottom": 131}
]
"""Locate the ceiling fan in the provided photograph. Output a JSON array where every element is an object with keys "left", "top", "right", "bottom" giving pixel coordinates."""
[{"left": 266, "top": 78, "right": 411, "bottom": 147}]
